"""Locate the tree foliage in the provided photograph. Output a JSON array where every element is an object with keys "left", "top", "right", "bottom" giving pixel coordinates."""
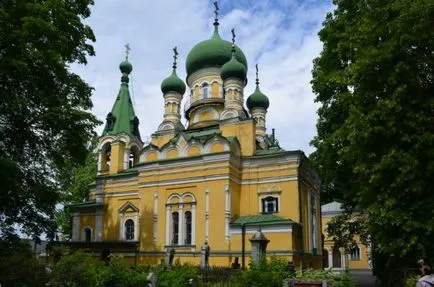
[
  {"left": 310, "top": 0, "right": 434, "bottom": 281},
  {"left": 0, "top": 236, "right": 49, "bottom": 286},
  {"left": 0, "top": 0, "right": 99, "bottom": 239}
]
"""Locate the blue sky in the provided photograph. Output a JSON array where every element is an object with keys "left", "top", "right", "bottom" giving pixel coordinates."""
[{"left": 71, "top": 0, "right": 334, "bottom": 154}]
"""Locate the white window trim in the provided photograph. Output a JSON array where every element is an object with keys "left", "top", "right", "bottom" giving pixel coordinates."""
[
  {"left": 118, "top": 202, "right": 140, "bottom": 241},
  {"left": 165, "top": 193, "right": 196, "bottom": 246},
  {"left": 258, "top": 194, "right": 280, "bottom": 214}
]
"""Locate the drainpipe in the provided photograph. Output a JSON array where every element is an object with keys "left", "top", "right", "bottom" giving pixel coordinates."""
[{"left": 241, "top": 224, "right": 246, "bottom": 269}]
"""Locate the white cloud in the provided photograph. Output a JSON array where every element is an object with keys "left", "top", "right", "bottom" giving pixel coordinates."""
[{"left": 71, "top": 0, "right": 333, "bottom": 155}]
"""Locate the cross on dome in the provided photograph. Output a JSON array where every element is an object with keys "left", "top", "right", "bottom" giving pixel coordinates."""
[
  {"left": 125, "top": 43, "right": 131, "bottom": 60},
  {"left": 172, "top": 46, "right": 178, "bottom": 70}
]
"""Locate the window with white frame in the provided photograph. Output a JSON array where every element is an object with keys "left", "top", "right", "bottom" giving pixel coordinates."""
[
  {"left": 166, "top": 193, "right": 196, "bottom": 246},
  {"left": 125, "top": 219, "right": 135, "bottom": 240},
  {"left": 118, "top": 201, "right": 139, "bottom": 241},
  {"left": 201, "top": 83, "right": 209, "bottom": 99},
  {"left": 261, "top": 196, "right": 278, "bottom": 213},
  {"left": 350, "top": 245, "right": 361, "bottom": 261}
]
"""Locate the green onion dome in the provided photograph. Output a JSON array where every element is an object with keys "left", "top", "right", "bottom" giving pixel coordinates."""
[
  {"left": 220, "top": 50, "right": 247, "bottom": 81},
  {"left": 186, "top": 29, "right": 248, "bottom": 78},
  {"left": 247, "top": 86, "right": 269, "bottom": 110},
  {"left": 161, "top": 70, "right": 186, "bottom": 95},
  {"left": 119, "top": 59, "right": 133, "bottom": 74}
]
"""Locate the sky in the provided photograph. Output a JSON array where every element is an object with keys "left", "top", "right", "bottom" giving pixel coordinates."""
[{"left": 71, "top": 0, "right": 334, "bottom": 155}]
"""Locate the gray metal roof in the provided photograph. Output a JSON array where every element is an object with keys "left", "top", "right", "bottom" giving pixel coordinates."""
[{"left": 321, "top": 201, "right": 344, "bottom": 215}]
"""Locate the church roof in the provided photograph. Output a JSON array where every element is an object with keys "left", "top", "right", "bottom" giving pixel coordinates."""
[
  {"left": 321, "top": 201, "right": 344, "bottom": 215},
  {"left": 231, "top": 214, "right": 295, "bottom": 226},
  {"left": 102, "top": 59, "right": 141, "bottom": 140}
]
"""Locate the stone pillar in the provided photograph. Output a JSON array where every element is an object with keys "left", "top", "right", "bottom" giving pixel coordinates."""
[
  {"left": 200, "top": 241, "right": 210, "bottom": 269},
  {"left": 165, "top": 247, "right": 175, "bottom": 266},
  {"left": 71, "top": 212, "right": 80, "bottom": 241},
  {"left": 95, "top": 210, "right": 103, "bottom": 241},
  {"left": 249, "top": 230, "right": 270, "bottom": 263}
]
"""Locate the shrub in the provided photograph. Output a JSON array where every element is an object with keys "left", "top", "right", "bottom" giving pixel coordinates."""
[
  {"left": 236, "top": 257, "right": 291, "bottom": 287},
  {"left": 50, "top": 251, "right": 99, "bottom": 287},
  {"left": 406, "top": 274, "right": 420, "bottom": 287},
  {"left": 153, "top": 262, "right": 199, "bottom": 287},
  {"left": 296, "top": 269, "right": 355, "bottom": 287}
]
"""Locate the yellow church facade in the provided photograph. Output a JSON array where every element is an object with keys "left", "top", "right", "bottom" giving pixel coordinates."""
[
  {"left": 68, "top": 7, "right": 322, "bottom": 268},
  {"left": 321, "top": 202, "right": 372, "bottom": 271}
]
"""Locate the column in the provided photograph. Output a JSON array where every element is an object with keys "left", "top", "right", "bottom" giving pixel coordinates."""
[
  {"left": 97, "top": 151, "right": 102, "bottom": 174},
  {"left": 328, "top": 250, "right": 333, "bottom": 269},
  {"left": 224, "top": 184, "right": 231, "bottom": 243},
  {"left": 95, "top": 210, "right": 103, "bottom": 241},
  {"left": 179, "top": 204, "right": 184, "bottom": 245},
  {"left": 205, "top": 187, "right": 209, "bottom": 241},
  {"left": 71, "top": 213, "right": 80, "bottom": 241},
  {"left": 165, "top": 206, "right": 170, "bottom": 245},
  {"left": 192, "top": 204, "right": 196, "bottom": 245}
]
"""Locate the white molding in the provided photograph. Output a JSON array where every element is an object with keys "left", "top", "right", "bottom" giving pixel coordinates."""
[
  {"left": 138, "top": 174, "right": 297, "bottom": 188},
  {"left": 230, "top": 225, "right": 293, "bottom": 235},
  {"left": 224, "top": 184, "right": 231, "bottom": 243},
  {"left": 98, "top": 190, "right": 139, "bottom": 198}
]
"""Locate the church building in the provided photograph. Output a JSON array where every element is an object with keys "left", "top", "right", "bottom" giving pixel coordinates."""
[{"left": 68, "top": 4, "right": 321, "bottom": 268}]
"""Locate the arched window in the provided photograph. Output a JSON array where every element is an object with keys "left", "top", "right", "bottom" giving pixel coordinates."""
[
  {"left": 332, "top": 247, "right": 342, "bottom": 268},
  {"left": 104, "top": 146, "right": 111, "bottom": 168},
  {"left": 84, "top": 228, "right": 92, "bottom": 242},
  {"left": 124, "top": 219, "right": 135, "bottom": 240},
  {"left": 350, "top": 245, "right": 361, "bottom": 261},
  {"left": 172, "top": 212, "right": 179, "bottom": 245},
  {"left": 262, "top": 196, "right": 278, "bottom": 213},
  {"left": 323, "top": 249, "right": 329, "bottom": 268},
  {"left": 184, "top": 211, "right": 192, "bottom": 245},
  {"left": 201, "top": 83, "right": 209, "bottom": 99}
]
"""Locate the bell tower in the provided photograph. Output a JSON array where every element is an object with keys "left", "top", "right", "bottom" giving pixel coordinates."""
[{"left": 97, "top": 45, "right": 143, "bottom": 175}]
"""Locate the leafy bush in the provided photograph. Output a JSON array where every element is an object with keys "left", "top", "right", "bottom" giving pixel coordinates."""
[
  {"left": 236, "top": 257, "right": 291, "bottom": 287},
  {"left": 406, "top": 274, "right": 420, "bottom": 287},
  {"left": 0, "top": 239, "right": 49, "bottom": 287},
  {"left": 50, "top": 251, "right": 99, "bottom": 287},
  {"left": 296, "top": 269, "right": 355, "bottom": 287},
  {"left": 98, "top": 257, "right": 150, "bottom": 287},
  {"left": 153, "top": 262, "right": 199, "bottom": 287}
]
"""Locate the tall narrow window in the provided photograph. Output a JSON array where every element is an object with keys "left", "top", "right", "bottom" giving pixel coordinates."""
[
  {"left": 350, "top": 245, "right": 361, "bottom": 261},
  {"left": 201, "top": 83, "right": 209, "bottom": 99},
  {"left": 172, "top": 212, "right": 179, "bottom": 245},
  {"left": 125, "top": 219, "right": 135, "bottom": 240},
  {"left": 323, "top": 249, "right": 329, "bottom": 268},
  {"left": 84, "top": 228, "right": 92, "bottom": 242},
  {"left": 262, "top": 196, "right": 278, "bottom": 213},
  {"left": 184, "top": 211, "right": 192, "bottom": 245},
  {"left": 332, "top": 247, "right": 342, "bottom": 268}
]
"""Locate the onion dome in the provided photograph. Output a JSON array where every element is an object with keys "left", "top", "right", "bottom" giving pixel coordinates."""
[
  {"left": 161, "top": 47, "right": 186, "bottom": 95},
  {"left": 119, "top": 59, "right": 132, "bottom": 74},
  {"left": 185, "top": 7, "right": 247, "bottom": 78},
  {"left": 246, "top": 64, "right": 270, "bottom": 110},
  {"left": 220, "top": 30, "right": 247, "bottom": 81}
]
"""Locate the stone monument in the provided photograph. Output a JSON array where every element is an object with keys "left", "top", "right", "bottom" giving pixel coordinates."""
[
  {"left": 200, "top": 241, "right": 210, "bottom": 269},
  {"left": 249, "top": 229, "right": 270, "bottom": 263}
]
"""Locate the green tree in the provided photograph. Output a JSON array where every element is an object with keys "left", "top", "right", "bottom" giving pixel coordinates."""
[
  {"left": 0, "top": 236, "right": 49, "bottom": 287},
  {"left": 56, "top": 142, "right": 98, "bottom": 239},
  {"left": 310, "top": 0, "right": 434, "bottom": 283},
  {"left": 0, "top": 0, "right": 99, "bottom": 239}
]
